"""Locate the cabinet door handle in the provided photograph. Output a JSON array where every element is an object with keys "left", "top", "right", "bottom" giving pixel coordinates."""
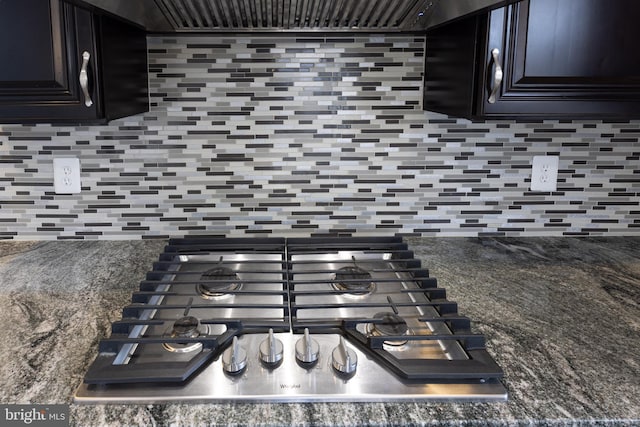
[
  {"left": 79, "top": 51, "right": 93, "bottom": 107},
  {"left": 488, "top": 48, "right": 503, "bottom": 104}
]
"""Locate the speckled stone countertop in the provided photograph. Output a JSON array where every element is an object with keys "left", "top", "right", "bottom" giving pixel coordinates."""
[{"left": 0, "top": 237, "right": 638, "bottom": 426}]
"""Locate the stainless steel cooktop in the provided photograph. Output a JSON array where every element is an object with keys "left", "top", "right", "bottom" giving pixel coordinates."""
[{"left": 75, "top": 237, "right": 506, "bottom": 403}]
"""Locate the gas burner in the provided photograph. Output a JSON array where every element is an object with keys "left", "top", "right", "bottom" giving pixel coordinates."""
[
  {"left": 197, "top": 266, "right": 242, "bottom": 299},
  {"left": 162, "top": 316, "right": 209, "bottom": 353},
  {"left": 332, "top": 265, "right": 375, "bottom": 295},
  {"left": 367, "top": 312, "right": 409, "bottom": 346}
]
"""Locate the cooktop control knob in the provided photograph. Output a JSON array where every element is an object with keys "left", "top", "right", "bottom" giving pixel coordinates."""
[
  {"left": 295, "top": 328, "right": 320, "bottom": 364},
  {"left": 222, "top": 336, "right": 247, "bottom": 374},
  {"left": 259, "top": 328, "right": 284, "bottom": 365},
  {"left": 331, "top": 337, "right": 357, "bottom": 375}
]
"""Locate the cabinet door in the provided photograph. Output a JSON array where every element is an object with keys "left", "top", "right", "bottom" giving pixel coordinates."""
[
  {"left": 480, "top": 0, "right": 640, "bottom": 118},
  {"left": 0, "top": 0, "right": 99, "bottom": 123}
]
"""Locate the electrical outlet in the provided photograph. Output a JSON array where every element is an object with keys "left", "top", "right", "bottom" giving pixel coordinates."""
[
  {"left": 530, "top": 155, "right": 559, "bottom": 192},
  {"left": 53, "top": 157, "right": 81, "bottom": 194}
]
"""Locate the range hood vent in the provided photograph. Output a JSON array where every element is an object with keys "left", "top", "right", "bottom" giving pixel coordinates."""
[
  {"left": 76, "top": 0, "right": 522, "bottom": 33},
  {"left": 154, "top": 0, "right": 432, "bottom": 32}
]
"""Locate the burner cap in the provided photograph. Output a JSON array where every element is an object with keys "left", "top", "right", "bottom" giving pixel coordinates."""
[
  {"left": 197, "top": 266, "right": 241, "bottom": 299},
  {"left": 171, "top": 316, "right": 200, "bottom": 337},
  {"left": 333, "top": 266, "right": 375, "bottom": 294},
  {"left": 368, "top": 312, "right": 409, "bottom": 346},
  {"left": 162, "top": 316, "right": 209, "bottom": 353}
]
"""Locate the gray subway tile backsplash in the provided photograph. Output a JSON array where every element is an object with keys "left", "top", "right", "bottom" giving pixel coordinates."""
[{"left": 0, "top": 35, "right": 638, "bottom": 239}]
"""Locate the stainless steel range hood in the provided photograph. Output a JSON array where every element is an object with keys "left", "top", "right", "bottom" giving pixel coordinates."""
[{"left": 78, "top": 0, "right": 519, "bottom": 32}]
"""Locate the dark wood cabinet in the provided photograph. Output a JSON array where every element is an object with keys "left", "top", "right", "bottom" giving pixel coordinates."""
[
  {"left": 424, "top": 0, "right": 640, "bottom": 119},
  {"left": 0, "top": 0, "right": 148, "bottom": 124}
]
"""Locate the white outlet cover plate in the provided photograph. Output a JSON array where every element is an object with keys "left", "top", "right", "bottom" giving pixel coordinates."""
[
  {"left": 530, "top": 155, "right": 559, "bottom": 192},
  {"left": 53, "top": 157, "right": 81, "bottom": 194}
]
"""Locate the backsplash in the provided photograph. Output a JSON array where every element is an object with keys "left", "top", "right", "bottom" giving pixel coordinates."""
[{"left": 0, "top": 34, "right": 638, "bottom": 240}]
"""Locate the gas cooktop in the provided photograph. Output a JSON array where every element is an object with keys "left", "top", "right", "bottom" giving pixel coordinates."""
[{"left": 75, "top": 237, "right": 506, "bottom": 403}]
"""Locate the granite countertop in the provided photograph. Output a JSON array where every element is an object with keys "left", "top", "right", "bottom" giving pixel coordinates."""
[{"left": 0, "top": 237, "right": 638, "bottom": 426}]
